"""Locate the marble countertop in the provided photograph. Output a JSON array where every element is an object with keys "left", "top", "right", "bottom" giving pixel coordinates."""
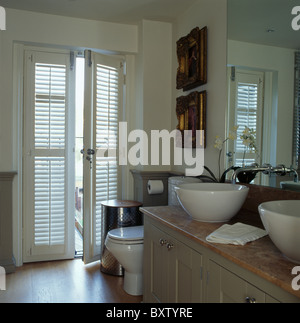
[{"left": 141, "top": 204, "right": 300, "bottom": 299}]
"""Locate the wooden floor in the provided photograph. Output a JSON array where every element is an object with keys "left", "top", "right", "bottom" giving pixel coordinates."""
[{"left": 0, "top": 259, "right": 143, "bottom": 303}]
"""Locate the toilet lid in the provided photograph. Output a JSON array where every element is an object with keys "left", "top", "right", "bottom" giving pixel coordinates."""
[{"left": 107, "top": 226, "right": 144, "bottom": 242}]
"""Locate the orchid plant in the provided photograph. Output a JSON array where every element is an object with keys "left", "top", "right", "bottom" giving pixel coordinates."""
[
  {"left": 198, "top": 125, "right": 258, "bottom": 183},
  {"left": 198, "top": 126, "right": 239, "bottom": 183},
  {"left": 214, "top": 125, "right": 239, "bottom": 179},
  {"left": 240, "top": 126, "right": 257, "bottom": 166},
  {"left": 198, "top": 125, "right": 259, "bottom": 183}
]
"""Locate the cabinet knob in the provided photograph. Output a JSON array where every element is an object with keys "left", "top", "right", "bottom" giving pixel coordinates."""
[
  {"left": 166, "top": 243, "right": 174, "bottom": 251},
  {"left": 245, "top": 297, "right": 256, "bottom": 304},
  {"left": 159, "top": 238, "right": 167, "bottom": 246}
]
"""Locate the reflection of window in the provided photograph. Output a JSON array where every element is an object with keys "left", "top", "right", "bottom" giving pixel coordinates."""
[
  {"left": 235, "top": 81, "right": 259, "bottom": 166},
  {"left": 228, "top": 68, "right": 264, "bottom": 169},
  {"left": 294, "top": 52, "right": 300, "bottom": 167}
]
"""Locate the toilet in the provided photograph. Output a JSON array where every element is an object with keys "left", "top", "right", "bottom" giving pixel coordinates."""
[{"left": 105, "top": 225, "right": 144, "bottom": 296}]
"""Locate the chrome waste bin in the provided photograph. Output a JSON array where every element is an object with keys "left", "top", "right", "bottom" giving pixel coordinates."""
[{"left": 100, "top": 200, "right": 143, "bottom": 275}]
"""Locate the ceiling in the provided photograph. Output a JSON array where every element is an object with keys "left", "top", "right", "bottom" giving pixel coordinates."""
[
  {"left": 228, "top": 0, "right": 300, "bottom": 49},
  {"left": 0, "top": 0, "right": 198, "bottom": 24},
  {"left": 1, "top": 0, "right": 299, "bottom": 49}
]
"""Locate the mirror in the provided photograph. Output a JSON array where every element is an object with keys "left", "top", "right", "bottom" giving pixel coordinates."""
[{"left": 227, "top": 0, "right": 300, "bottom": 187}]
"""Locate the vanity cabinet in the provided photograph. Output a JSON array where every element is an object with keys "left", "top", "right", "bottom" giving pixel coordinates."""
[
  {"left": 143, "top": 220, "right": 203, "bottom": 303},
  {"left": 143, "top": 213, "right": 300, "bottom": 303}
]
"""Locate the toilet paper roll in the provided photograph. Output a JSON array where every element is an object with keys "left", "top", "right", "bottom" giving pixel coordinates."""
[{"left": 147, "top": 180, "right": 164, "bottom": 195}]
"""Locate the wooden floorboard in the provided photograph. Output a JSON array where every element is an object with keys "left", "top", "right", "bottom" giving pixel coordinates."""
[{"left": 0, "top": 259, "right": 143, "bottom": 303}]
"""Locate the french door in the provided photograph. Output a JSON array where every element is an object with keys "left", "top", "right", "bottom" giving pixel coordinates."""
[
  {"left": 23, "top": 48, "right": 123, "bottom": 264},
  {"left": 82, "top": 50, "right": 123, "bottom": 264},
  {"left": 23, "top": 49, "right": 75, "bottom": 262}
]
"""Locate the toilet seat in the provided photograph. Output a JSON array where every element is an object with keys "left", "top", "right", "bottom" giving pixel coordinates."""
[{"left": 107, "top": 226, "right": 144, "bottom": 245}]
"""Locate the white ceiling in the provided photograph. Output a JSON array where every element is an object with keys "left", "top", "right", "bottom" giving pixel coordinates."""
[
  {"left": 228, "top": 0, "right": 300, "bottom": 49},
  {"left": 1, "top": 0, "right": 299, "bottom": 49},
  {"left": 0, "top": 0, "right": 198, "bottom": 24}
]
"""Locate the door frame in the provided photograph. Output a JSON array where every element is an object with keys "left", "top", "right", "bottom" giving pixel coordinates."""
[{"left": 12, "top": 45, "right": 133, "bottom": 267}]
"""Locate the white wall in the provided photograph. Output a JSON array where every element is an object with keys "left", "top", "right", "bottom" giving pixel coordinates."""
[
  {"left": 134, "top": 20, "right": 173, "bottom": 171},
  {"left": 172, "top": 0, "right": 228, "bottom": 177},
  {"left": 0, "top": 8, "right": 138, "bottom": 172},
  {"left": 228, "top": 40, "right": 295, "bottom": 166}
]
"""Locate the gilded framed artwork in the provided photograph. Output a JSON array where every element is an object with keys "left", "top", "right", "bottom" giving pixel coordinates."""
[
  {"left": 176, "top": 26, "right": 207, "bottom": 91},
  {"left": 176, "top": 91, "right": 206, "bottom": 148}
]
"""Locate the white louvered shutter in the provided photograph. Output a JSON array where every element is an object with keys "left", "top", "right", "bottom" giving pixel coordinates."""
[
  {"left": 24, "top": 50, "right": 75, "bottom": 262},
  {"left": 235, "top": 81, "right": 258, "bottom": 166},
  {"left": 294, "top": 52, "right": 300, "bottom": 167},
  {"left": 83, "top": 51, "right": 123, "bottom": 264},
  {"left": 229, "top": 70, "right": 263, "bottom": 168},
  {"left": 34, "top": 157, "right": 65, "bottom": 247},
  {"left": 94, "top": 64, "right": 119, "bottom": 248},
  {"left": 35, "top": 63, "right": 66, "bottom": 149}
]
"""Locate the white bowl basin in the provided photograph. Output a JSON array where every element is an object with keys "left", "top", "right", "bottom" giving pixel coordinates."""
[
  {"left": 175, "top": 183, "right": 249, "bottom": 223},
  {"left": 258, "top": 200, "right": 300, "bottom": 264},
  {"left": 280, "top": 181, "right": 300, "bottom": 192}
]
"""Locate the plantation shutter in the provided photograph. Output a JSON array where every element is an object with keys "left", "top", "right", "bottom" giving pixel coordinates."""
[
  {"left": 23, "top": 50, "right": 75, "bottom": 262},
  {"left": 83, "top": 51, "right": 123, "bottom": 264},
  {"left": 94, "top": 64, "right": 119, "bottom": 248},
  {"left": 294, "top": 52, "right": 300, "bottom": 167},
  {"left": 229, "top": 70, "right": 263, "bottom": 168},
  {"left": 34, "top": 63, "right": 66, "bottom": 149},
  {"left": 226, "top": 67, "right": 264, "bottom": 184},
  {"left": 235, "top": 80, "right": 259, "bottom": 166}
]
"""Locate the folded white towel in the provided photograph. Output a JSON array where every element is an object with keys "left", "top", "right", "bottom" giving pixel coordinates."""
[{"left": 206, "top": 222, "right": 267, "bottom": 246}]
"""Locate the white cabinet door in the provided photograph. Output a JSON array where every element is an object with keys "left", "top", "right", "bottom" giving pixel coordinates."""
[{"left": 144, "top": 220, "right": 203, "bottom": 303}]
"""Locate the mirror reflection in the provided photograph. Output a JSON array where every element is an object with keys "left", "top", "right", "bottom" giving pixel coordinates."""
[{"left": 227, "top": 0, "right": 300, "bottom": 188}]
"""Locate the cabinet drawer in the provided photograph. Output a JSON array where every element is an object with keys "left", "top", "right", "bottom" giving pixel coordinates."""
[
  {"left": 207, "top": 260, "right": 280, "bottom": 303},
  {"left": 221, "top": 266, "right": 266, "bottom": 303}
]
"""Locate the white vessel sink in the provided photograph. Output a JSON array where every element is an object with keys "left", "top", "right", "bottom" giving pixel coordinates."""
[
  {"left": 280, "top": 181, "right": 300, "bottom": 192},
  {"left": 175, "top": 183, "right": 249, "bottom": 223},
  {"left": 258, "top": 200, "right": 300, "bottom": 264}
]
